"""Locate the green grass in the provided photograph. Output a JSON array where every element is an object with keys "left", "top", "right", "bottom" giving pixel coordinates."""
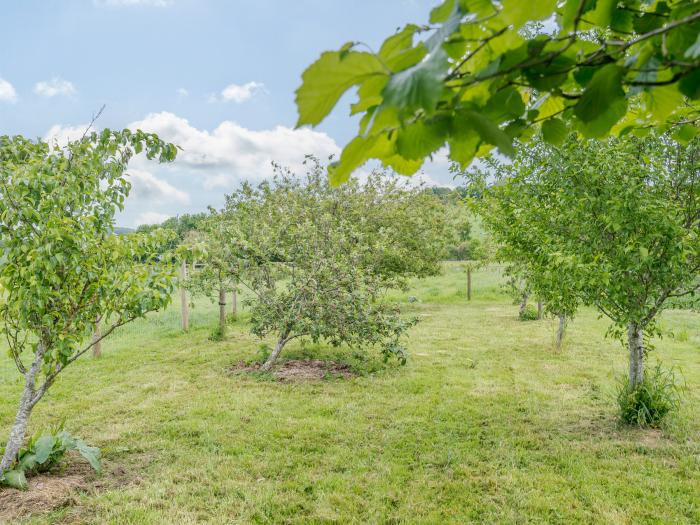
[{"left": 1, "top": 263, "right": 699, "bottom": 524}]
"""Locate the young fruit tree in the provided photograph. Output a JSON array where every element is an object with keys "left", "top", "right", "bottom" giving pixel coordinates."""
[
  {"left": 221, "top": 161, "right": 448, "bottom": 370},
  {"left": 295, "top": 0, "right": 700, "bottom": 184},
  {"left": 475, "top": 135, "right": 699, "bottom": 386},
  {"left": 0, "top": 130, "right": 177, "bottom": 476},
  {"left": 181, "top": 210, "right": 241, "bottom": 339}
]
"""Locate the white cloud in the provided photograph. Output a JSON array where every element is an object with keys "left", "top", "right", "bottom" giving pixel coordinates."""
[
  {"left": 94, "top": 0, "right": 172, "bottom": 6},
  {"left": 127, "top": 169, "right": 189, "bottom": 204},
  {"left": 128, "top": 111, "right": 340, "bottom": 189},
  {"left": 34, "top": 78, "right": 76, "bottom": 98},
  {"left": 135, "top": 211, "right": 171, "bottom": 226},
  {"left": 0, "top": 78, "right": 17, "bottom": 103},
  {"left": 215, "top": 81, "right": 265, "bottom": 103},
  {"left": 177, "top": 87, "right": 189, "bottom": 97}
]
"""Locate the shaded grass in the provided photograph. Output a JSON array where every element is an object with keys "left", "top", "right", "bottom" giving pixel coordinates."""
[{"left": 0, "top": 263, "right": 699, "bottom": 523}]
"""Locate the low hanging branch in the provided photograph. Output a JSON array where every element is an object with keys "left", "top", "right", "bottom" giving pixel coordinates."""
[{"left": 295, "top": 0, "right": 700, "bottom": 185}]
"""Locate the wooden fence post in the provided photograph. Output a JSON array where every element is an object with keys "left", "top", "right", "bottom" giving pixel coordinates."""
[
  {"left": 92, "top": 319, "right": 102, "bottom": 358},
  {"left": 537, "top": 300, "right": 544, "bottom": 320},
  {"left": 180, "top": 260, "right": 189, "bottom": 331},
  {"left": 467, "top": 267, "right": 472, "bottom": 301},
  {"left": 218, "top": 286, "right": 227, "bottom": 338},
  {"left": 231, "top": 286, "right": 238, "bottom": 317}
]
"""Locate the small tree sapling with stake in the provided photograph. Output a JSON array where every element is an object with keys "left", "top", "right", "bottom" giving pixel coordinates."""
[
  {"left": 0, "top": 128, "right": 178, "bottom": 483},
  {"left": 182, "top": 211, "right": 242, "bottom": 339}
]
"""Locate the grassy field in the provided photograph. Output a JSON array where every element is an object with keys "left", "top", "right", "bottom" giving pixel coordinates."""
[{"left": 1, "top": 263, "right": 699, "bottom": 524}]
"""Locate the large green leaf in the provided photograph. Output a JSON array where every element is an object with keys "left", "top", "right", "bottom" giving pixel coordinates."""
[
  {"left": 395, "top": 118, "right": 449, "bottom": 160},
  {"left": 576, "top": 96, "right": 627, "bottom": 138},
  {"left": 378, "top": 25, "right": 426, "bottom": 72},
  {"left": 296, "top": 51, "right": 384, "bottom": 127},
  {"left": 382, "top": 49, "right": 448, "bottom": 115},
  {"left": 2, "top": 469, "right": 28, "bottom": 490},
  {"left": 329, "top": 135, "right": 378, "bottom": 186},
  {"left": 501, "top": 0, "right": 557, "bottom": 28},
  {"left": 541, "top": 118, "right": 568, "bottom": 145},
  {"left": 678, "top": 68, "right": 700, "bottom": 100},
  {"left": 684, "top": 33, "right": 700, "bottom": 59},
  {"left": 74, "top": 438, "right": 102, "bottom": 474},
  {"left": 574, "top": 64, "right": 625, "bottom": 123},
  {"left": 447, "top": 124, "right": 481, "bottom": 167},
  {"left": 587, "top": 0, "right": 616, "bottom": 27},
  {"left": 462, "top": 110, "right": 515, "bottom": 157},
  {"left": 33, "top": 434, "right": 56, "bottom": 465}
]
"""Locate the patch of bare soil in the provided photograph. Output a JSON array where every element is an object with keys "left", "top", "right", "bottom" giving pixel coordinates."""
[
  {"left": 0, "top": 455, "right": 135, "bottom": 522},
  {"left": 230, "top": 359, "right": 357, "bottom": 382}
]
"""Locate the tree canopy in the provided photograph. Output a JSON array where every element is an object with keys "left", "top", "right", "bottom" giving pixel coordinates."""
[
  {"left": 0, "top": 129, "right": 177, "bottom": 478},
  {"left": 296, "top": 0, "right": 700, "bottom": 184},
  {"left": 475, "top": 134, "right": 700, "bottom": 384},
  {"left": 221, "top": 161, "right": 424, "bottom": 370}
]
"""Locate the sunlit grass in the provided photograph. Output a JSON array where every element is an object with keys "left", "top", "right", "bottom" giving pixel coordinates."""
[{"left": 1, "top": 263, "right": 699, "bottom": 523}]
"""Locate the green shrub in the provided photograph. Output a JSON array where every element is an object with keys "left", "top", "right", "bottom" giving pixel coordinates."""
[
  {"left": 518, "top": 305, "right": 539, "bottom": 321},
  {"left": 0, "top": 424, "right": 101, "bottom": 490},
  {"left": 617, "top": 363, "right": 683, "bottom": 427}
]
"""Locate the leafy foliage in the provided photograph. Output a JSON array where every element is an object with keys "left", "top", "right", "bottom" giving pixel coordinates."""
[
  {"left": 518, "top": 304, "right": 539, "bottom": 322},
  {"left": 219, "top": 161, "right": 445, "bottom": 368},
  {"left": 296, "top": 0, "right": 700, "bottom": 183},
  {"left": 617, "top": 363, "right": 683, "bottom": 427},
  {"left": 475, "top": 134, "right": 700, "bottom": 338},
  {"left": 1, "top": 425, "right": 101, "bottom": 490},
  {"left": 0, "top": 129, "right": 177, "bottom": 471}
]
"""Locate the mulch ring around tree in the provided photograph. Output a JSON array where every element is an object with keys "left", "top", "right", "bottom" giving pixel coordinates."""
[
  {"left": 230, "top": 359, "right": 357, "bottom": 382},
  {"left": 0, "top": 457, "right": 136, "bottom": 522}
]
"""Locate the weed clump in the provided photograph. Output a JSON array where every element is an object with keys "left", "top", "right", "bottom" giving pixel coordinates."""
[{"left": 617, "top": 363, "right": 683, "bottom": 427}]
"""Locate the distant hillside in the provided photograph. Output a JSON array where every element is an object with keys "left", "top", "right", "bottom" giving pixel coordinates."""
[{"left": 113, "top": 227, "right": 135, "bottom": 235}]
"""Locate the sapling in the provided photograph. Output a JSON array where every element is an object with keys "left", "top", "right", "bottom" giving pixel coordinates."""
[{"left": 0, "top": 130, "right": 177, "bottom": 473}]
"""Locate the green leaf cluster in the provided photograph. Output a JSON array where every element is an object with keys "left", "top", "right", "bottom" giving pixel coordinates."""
[
  {"left": 1, "top": 425, "right": 101, "bottom": 490},
  {"left": 296, "top": 0, "right": 700, "bottom": 182}
]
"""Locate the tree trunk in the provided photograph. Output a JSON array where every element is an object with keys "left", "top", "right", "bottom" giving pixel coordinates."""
[
  {"left": 180, "top": 260, "right": 189, "bottom": 332},
  {"left": 92, "top": 319, "right": 102, "bottom": 358},
  {"left": 518, "top": 292, "right": 529, "bottom": 317},
  {"left": 231, "top": 286, "right": 237, "bottom": 317},
  {"left": 0, "top": 347, "right": 45, "bottom": 471},
  {"left": 555, "top": 314, "right": 566, "bottom": 352},
  {"left": 627, "top": 322, "right": 644, "bottom": 387},
  {"left": 467, "top": 268, "right": 472, "bottom": 301},
  {"left": 261, "top": 334, "right": 288, "bottom": 371},
  {"left": 218, "top": 287, "right": 226, "bottom": 338},
  {"left": 537, "top": 300, "right": 544, "bottom": 320}
]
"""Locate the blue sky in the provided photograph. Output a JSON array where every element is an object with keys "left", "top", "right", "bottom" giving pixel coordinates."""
[{"left": 0, "top": 0, "right": 451, "bottom": 226}]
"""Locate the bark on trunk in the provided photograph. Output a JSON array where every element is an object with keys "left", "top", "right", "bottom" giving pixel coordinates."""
[
  {"left": 555, "top": 314, "right": 566, "bottom": 352},
  {"left": 518, "top": 292, "right": 529, "bottom": 317},
  {"left": 218, "top": 287, "right": 226, "bottom": 338},
  {"left": 628, "top": 322, "right": 644, "bottom": 387},
  {"left": 231, "top": 287, "right": 237, "bottom": 317},
  {"left": 537, "top": 300, "right": 544, "bottom": 320},
  {"left": 180, "top": 260, "right": 189, "bottom": 331},
  {"left": 0, "top": 347, "right": 45, "bottom": 471},
  {"left": 261, "top": 334, "right": 288, "bottom": 371},
  {"left": 92, "top": 319, "right": 102, "bottom": 358},
  {"left": 467, "top": 268, "right": 472, "bottom": 301}
]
